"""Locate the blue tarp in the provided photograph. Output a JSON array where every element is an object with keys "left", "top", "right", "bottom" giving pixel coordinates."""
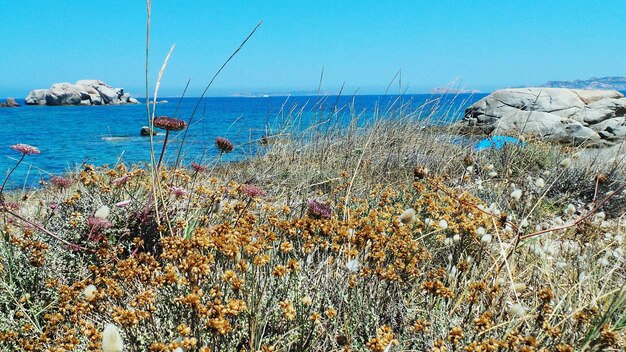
[{"left": 473, "top": 136, "right": 525, "bottom": 152}]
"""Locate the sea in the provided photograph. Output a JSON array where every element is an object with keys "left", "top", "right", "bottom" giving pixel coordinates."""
[{"left": 0, "top": 93, "right": 486, "bottom": 189}]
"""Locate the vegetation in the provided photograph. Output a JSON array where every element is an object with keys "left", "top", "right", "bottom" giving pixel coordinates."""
[{"left": 0, "top": 98, "right": 625, "bottom": 351}]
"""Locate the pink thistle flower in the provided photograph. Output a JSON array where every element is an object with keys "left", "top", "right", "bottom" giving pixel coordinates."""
[
  {"left": 115, "top": 199, "right": 132, "bottom": 208},
  {"left": 10, "top": 144, "right": 40, "bottom": 155},
  {"left": 191, "top": 161, "right": 208, "bottom": 172},
  {"left": 215, "top": 137, "right": 234, "bottom": 153},
  {"left": 307, "top": 200, "right": 332, "bottom": 219},
  {"left": 153, "top": 116, "right": 187, "bottom": 131},
  {"left": 87, "top": 217, "right": 112, "bottom": 230},
  {"left": 240, "top": 184, "right": 266, "bottom": 198},
  {"left": 170, "top": 186, "right": 188, "bottom": 198},
  {"left": 50, "top": 176, "right": 72, "bottom": 188},
  {"left": 111, "top": 175, "right": 130, "bottom": 187},
  {"left": 2, "top": 202, "right": 21, "bottom": 210}
]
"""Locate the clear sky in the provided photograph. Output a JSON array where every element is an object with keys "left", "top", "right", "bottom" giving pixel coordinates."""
[{"left": 1, "top": 1, "right": 625, "bottom": 98}]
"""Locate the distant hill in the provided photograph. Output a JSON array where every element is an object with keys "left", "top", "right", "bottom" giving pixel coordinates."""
[
  {"left": 540, "top": 76, "right": 626, "bottom": 90},
  {"left": 429, "top": 87, "right": 481, "bottom": 94}
]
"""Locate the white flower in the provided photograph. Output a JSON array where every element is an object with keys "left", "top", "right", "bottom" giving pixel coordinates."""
[
  {"left": 476, "top": 227, "right": 486, "bottom": 236},
  {"left": 346, "top": 258, "right": 359, "bottom": 273},
  {"left": 559, "top": 158, "right": 572, "bottom": 168},
  {"left": 383, "top": 342, "right": 393, "bottom": 352},
  {"left": 599, "top": 257, "right": 611, "bottom": 267},
  {"left": 552, "top": 216, "right": 565, "bottom": 227},
  {"left": 593, "top": 212, "right": 606, "bottom": 224},
  {"left": 452, "top": 234, "right": 461, "bottom": 242},
  {"left": 481, "top": 234, "right": 492, "bottom": 244},
  {"left": 466, "top": 166, "right": 474, "bottom": 173},
  {"left": 102, "top": 324, "right": 124, "bottom": 352},
  {"left": 300, "top": 296, "right": 313, "bottom": 305},
  {"left": 512, "top": 282, "right": 527, "bottom": 293},
  {"left": 565, "top": 204, "right": 576, "bottom": 215},
  {"left": 173, "top": 348, "right": 184, "bottom": 352},
  {"left": 438, "top": 219, "right": 448, "bottom": 230},
  {"left": 449, "top": 265, "right": 458, "bottom": 277},
  {"left": 398, "top": 208, "right": 416, "bottom": 225},
  {"left": 115, "top": 200, "right": 132, "bottom": 208},
  {"left": 486, "top": 164, "right": 494, "bottom": 170},
  {"left": 83, "top": 285, "right": 97, "bottom": 301},
  {"left": 424, "top": 218, "right": 434, "bottom": 226},
  {"left": 535, "top": 178, "right": 545, "bottom": 188},
  {"left": 95, "top": 205, "right": 110, "bottom": 219},
  {"left": 488, "top": 171, "right": 498, "bottom": 178},
  {"left": 508, "top": 303, "right": 526, "bottom": 317},
  {"left": 443, "top": 237, "right": 454, "bottom": 246},
  {"left": 510, "top": 189, "right": 522, "bottom": 201},
  {"left": 520, "top": 219, "right": 529, "bottom": 228}
]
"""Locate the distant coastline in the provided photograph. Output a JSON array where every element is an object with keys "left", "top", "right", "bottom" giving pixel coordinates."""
[{"left": 538, "top": 76, "right": 626, "bottom": 90}]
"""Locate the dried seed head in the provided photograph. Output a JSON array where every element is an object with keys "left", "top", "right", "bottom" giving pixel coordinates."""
[
  {"left": 191, "top": 161, "right": 207, "bottom": 172},
  {"left": 153, "top": 116, "right": 187, "bottom": 131},
  {"left": 595, "top": 173, "right": 608, "bottom": 184},
  {"left": 215, "top": 137, "right": 234, "bottom": 153},
  {"left": 413, "top": 166, "right": 429, "bottom": 180}
]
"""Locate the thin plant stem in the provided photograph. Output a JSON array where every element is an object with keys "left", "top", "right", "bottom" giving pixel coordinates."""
[
  {"left": 0, "top": 154, "right": 25, "bottom": 195},
  {"left": 174, "top": 20, "right": 264, "bottom": 166},
  {"left": 157, "top": 130, "right": 170, "bottom": 169}
]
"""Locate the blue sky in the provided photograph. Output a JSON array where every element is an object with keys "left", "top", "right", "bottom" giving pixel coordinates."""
[{"left": 1, "top": 1, "right": 624, "bottom": 98}]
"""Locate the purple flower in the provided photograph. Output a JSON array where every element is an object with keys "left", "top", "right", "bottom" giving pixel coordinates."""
[
  {"left": 10, "top": 144, "right": 40, "bottom": 155},
  {"left": 307, "top": 200, "right": 332, "bottom": 219},
  {"left": 215, "top": 137, "right": 234, "bottom": 153}
]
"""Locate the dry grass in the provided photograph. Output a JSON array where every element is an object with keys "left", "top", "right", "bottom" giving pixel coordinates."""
[{"left": 0, "top": 98, "right": 625, "bottom": 351}]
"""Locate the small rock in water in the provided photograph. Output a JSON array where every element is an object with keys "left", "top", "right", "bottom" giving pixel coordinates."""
[{"left": 140, "top": 126, "right": 157, "bottom": 136}]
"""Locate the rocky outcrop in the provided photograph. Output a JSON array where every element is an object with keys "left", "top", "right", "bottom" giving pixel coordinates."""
[
  {"left": 461, "top": 88, "right": 626, "bottom": 146},
  {"left": 0, "top": 98, "right": 20, "bottom": 107},
  {"left": 25, "top": 80, "right": 140, "bottom": 106},
  {"left": 140, "top": 126, "right": 157, "bottom": 136}
]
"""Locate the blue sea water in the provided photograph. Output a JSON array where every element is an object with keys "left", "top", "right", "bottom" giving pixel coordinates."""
[{"left": 0, "top": 93, "right": 486, "bottom": 188}]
